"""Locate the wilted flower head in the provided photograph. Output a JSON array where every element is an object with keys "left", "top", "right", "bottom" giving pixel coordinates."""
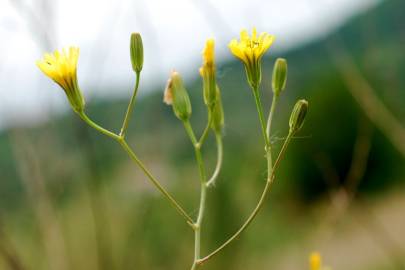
[
  {"left": 163, "top": 71, "right": 192, "bottom": 121},
  {"left": 36, "top": 47, "right": 85, "bottom": 113},
  {"left": 229, "top": 28, "right": 275, "bottom": 89}
]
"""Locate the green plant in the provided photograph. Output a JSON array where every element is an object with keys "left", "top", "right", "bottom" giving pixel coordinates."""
[{"left": 36, "top": 28, "right": 308, "bottom": 269}]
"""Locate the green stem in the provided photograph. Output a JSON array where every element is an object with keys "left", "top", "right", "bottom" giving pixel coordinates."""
[
  {"left": 266, "top": 95, "right": 278, "bottom": 141},
  {"left": 196, "top": 132, "right": 293, "bottom": 265},
  {"left": 183, "top": 121, "right": 207, "bottom": 182},
  {"left": 252, "top": 88, "right": 271, "bottom": 149},
  {"left": 78, "top": 112, "right": 121, "bottom": 140},
  {"left": 118, "top": 140, "right": 194, "bottom": 226},
  {"left": 183, "top": 120, "right": 209, "bottom": 270},
  {"left": 120, "top": 71, "right": 141, "bottom": 138},
  {"left": 198, "top": 112, "right": 213, "bottom": 146},
  {"left": 251, "top": 88, "right": 273, "bottom": 181},
  {"left": 206, "top": 133, "right": 223, "bottom": 188},
  {"left": 191, "top": 182, "right": 207, "bottom": 270},
  {"left": 79, "top": 112, "right": 194, "bottom": 227}
]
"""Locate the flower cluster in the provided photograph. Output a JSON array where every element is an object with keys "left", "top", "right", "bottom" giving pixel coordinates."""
[{"left": 36, "top": 28, "right": 309, "bottom": 270}]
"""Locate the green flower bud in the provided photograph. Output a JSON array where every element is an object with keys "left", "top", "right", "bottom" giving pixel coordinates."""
[
  {"left": 163, "top": 71, "right": 192, "bottom": 121},
  {"left": 211, "top": 86, "right": 224, "bottom": 132},
  {"left": 272, "top": 58, "right": 287, "bottom": 96},
  {"left": 289, "top": 99, "right": 308, "bottom": 134},
  {"left": 130, "top": 33, "right": 143, "bottom": 73}
]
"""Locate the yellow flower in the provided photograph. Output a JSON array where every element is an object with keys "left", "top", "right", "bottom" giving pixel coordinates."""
[
  {"left": 229, "top": 28, "right": 275, "bottom": 89},
  {"left": 200, "top": 38, "right": 216, "bottom": 107},
  {"left": 309, "top": 252, "right": 322, "bottom": 270},
  {"left": 36, "top": 47, "right": 85, "bottom": 113}
]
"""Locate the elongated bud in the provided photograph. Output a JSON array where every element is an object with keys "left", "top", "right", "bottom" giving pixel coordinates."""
[
  {"left": 130, "top": 33, "right": 143, "bottom": 73},
  {"left": 289, "top": 99, "right": 308, "bottom": 133},
  {"left": 211, "top": 86, "right": 224, "bottom": 132},
  {"left": 272, "top": 58, "right": 287, "bottom": 96},
  {"left": 163, "top": 71, "right": 192, "bottom": 121},
  {"left": 200, "top": 38, "right": 217, "bottom": 107}
]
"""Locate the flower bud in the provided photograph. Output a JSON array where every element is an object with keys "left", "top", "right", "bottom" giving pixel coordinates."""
[
  {"left": 163, "top": 71, "right": 192, "bottom": 121},
  {"left": 200, "top": 38, "right": 217, "bottom": 107},
  {"left": 289, "top": 99, "right": 308, "bottom": 133},
  {"left": 211, "top": 86, "right": 224, "bottom": 133},
  {"left": 130, "top": 33, "right": 143, "bottom": 73},
  {"left": 272, "top": 58, "right": 287, "bottom": 96}
]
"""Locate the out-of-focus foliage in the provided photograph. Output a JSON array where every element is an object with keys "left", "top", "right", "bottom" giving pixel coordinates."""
[{"left": 0, "top": 0, "right": 404, "bottom": 269}]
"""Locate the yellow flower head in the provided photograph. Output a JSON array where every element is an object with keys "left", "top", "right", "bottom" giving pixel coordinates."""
[
  {"left": 309, "top": 252, "right": 322, "bottom": 270},
  {"left": 200, "top": 38, "right": 217, "bottom": 107},
  {"left": 229, "top": 28, "right": 275, "bottom": 89},
  {"left": 36, "top": 47, "right": 85, "bottom": 113}
]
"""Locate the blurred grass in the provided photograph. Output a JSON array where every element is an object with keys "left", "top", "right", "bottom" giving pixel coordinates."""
[{"left": 0, "top": 0, "right": 404, "bottom": 269}]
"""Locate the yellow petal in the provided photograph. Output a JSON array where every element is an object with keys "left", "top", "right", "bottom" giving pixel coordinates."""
[
  {"left": 228, "top": 40, "right": 247, "bottom": 63},
  {"left": 240, "top": 29, "right": 249, "bottom": 43},
  {"left": 252, "top": 27, "right": 257, "bottom": 41}
]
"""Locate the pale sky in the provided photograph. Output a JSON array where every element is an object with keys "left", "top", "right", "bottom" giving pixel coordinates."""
[{"left": 0, "top": 0, "right": 380, "bottom": 129}]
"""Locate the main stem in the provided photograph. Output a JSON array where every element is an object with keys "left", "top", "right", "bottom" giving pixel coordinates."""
[
  {"left": 183, "top": 121, "right": 208, "bottom": 270},
  {"left": 196, "top": 87, "right": 282, "bottom": 266},
  {"left": 197, "top": 132, "right": 293, "bottom": 265}
]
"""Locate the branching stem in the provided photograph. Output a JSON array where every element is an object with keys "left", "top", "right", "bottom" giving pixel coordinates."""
[{"left": 78, "top": 111, "right": 194, "bottom": 227}]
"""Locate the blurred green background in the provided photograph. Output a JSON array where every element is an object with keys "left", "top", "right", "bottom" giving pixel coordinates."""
[{"left": 0, "top": 0, "right": 404, "bottom": 269}]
